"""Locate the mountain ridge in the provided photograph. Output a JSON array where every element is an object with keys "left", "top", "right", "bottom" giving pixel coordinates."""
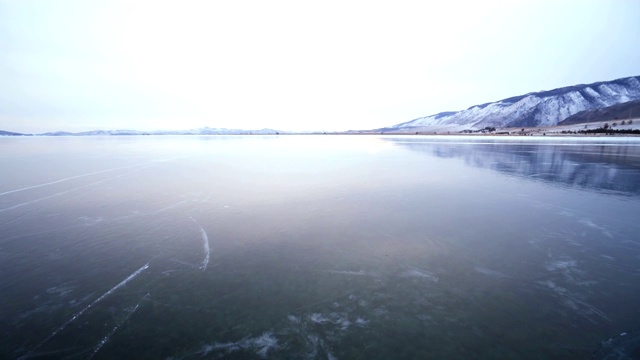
[
  {"left": 3, "top": 76, "right": 640, "bottom": 136},
  {"left": 386, "top": 75, "right": 640, "bottom": 131},
  {"left": 0, "top": 130, "right": 29, "bottom": 136},
  {"left": 0, "top": 127, "right": 283, "bottom": 136}
]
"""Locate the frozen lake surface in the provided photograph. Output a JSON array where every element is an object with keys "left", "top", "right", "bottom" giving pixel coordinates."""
[{"left": 2, "top": 135, "right": 640, "bottom": 359}]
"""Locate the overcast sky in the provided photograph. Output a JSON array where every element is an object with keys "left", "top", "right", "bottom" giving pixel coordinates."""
[{"left": 1, "top": 0, "right": 639, "bottom": 133}]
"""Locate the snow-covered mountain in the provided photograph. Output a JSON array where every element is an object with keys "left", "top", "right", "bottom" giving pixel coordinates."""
[{"left": 387, "top": 76, "right": 640, "bottom": 131}]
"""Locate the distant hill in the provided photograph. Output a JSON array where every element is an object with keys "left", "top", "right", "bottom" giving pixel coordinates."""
[
  {"left": 1, "top": 127, "right": 285, "bottom": 136},
  {"left": 39, "top": 130, "right": 145, "bottom": 136},
  {"left": 559, "top": 99, "right": 640, "bottom": 125},
  {"left": 0, "top": 130, "right": 28, "bottom": 136},
  {"left": 38, "top": 127, "right": 283, "bottom": 136},
  {"left": 383, "top": 75, "right": 640, "bottom": 132}
]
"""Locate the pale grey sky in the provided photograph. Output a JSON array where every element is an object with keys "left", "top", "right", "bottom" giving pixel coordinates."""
[{"left": 1, "top": 0, "right": 639, "bottom": 133}]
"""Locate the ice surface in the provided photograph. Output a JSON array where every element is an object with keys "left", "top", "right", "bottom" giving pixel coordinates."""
[{"left": 20, "top": 263, "right": 149, "bottom": 358}]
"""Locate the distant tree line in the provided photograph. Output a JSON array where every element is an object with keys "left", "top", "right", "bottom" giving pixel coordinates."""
[
  {"left": 459, "top": 126, "right": 496, "bottom": 134},
  {"left": 578, "top": 128, "right": 640, "bottom": 135}
]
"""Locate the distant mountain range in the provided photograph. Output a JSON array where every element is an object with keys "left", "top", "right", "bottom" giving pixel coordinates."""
[
  {"left": 384, "top": 75, "right": 640, "bottom": 132},
  {"left": 0, "top": 130, "right": 26, "bottom": 136},
  {"left": 3, "top": 76, "right": 640, "bottom": 136},
  {"left": 0, "top": 127, "right": 282, "bottom": 136}
]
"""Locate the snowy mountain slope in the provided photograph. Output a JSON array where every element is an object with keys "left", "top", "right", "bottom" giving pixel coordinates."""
[
  {"left": 559, "top": 99, "right": 640, "bottom": 125},
  {"left": 388, "top": 76, "right": 640, "bottom": 131}
]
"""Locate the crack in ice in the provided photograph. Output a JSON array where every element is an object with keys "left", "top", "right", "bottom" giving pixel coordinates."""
[
  {"left": 19, "top": 263, "right": 149, "bottom": 359},
  {"left": 189, "top": 216, "right": 210, "bottom": 271}
]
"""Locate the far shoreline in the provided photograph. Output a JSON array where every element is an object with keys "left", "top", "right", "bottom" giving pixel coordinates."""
[{"left": 2, "top": 118, "right": 640, "bottom": 138}]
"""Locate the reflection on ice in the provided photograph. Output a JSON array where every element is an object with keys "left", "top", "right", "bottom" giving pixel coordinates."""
[{"left": 385, "top": 136, "right": 640, "bottom": 195}]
